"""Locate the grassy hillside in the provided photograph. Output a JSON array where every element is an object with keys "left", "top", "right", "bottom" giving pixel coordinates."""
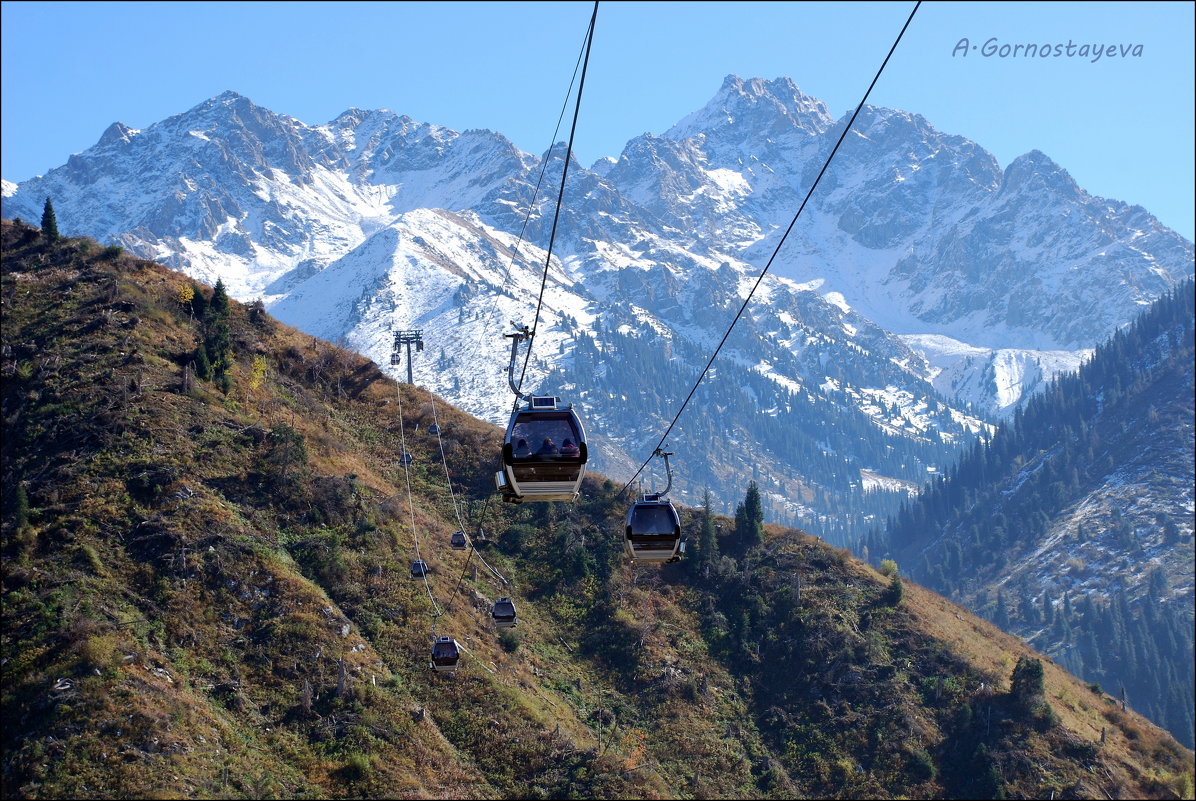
[
  {"left": 2, "top": 217, "right": 1192, "bottom": 799},
  {"left": 880, "top": 281, "right": 1195, "bottom": 747}
]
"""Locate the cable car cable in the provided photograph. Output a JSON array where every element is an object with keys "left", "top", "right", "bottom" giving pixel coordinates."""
[
  {"left": 620, "top": 1, "right": 921, "bottom": 494},
  {"left": 459, "top": 19, "right": 594, "bottom": 381},
  {"left": 395, "top": 381, "right": 444, "bottom": 621},
  {"left": 427, "top": 394, "right": 512, "bottom": 592},
  {"left": 514, "top": 0, "right": 599, "bottom": 396}
]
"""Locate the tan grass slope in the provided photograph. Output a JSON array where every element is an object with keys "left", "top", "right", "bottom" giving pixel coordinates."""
[{"left": 2, "top": 217, "right": 1192, "bottom": 800}]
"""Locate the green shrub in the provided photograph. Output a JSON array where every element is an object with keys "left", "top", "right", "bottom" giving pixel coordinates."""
[
  {"left": 340, "top": 752, "right": 372, "bottom": 781},
  {"left": 1010, "top": 656, "right": 1045, "bottom": 711},
  {"left": 907, "top": 747, "right": 937, "bottom": 782}
]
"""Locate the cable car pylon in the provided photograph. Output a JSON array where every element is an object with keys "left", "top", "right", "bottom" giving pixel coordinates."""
[{"left": 391, "top": 329, "right": 424, "bottom": 385}]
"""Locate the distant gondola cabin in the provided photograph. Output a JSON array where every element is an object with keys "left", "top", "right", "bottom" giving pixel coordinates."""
[
  {"left": 430, "top": 636, "right": 461, "bottom": 672},
  {"left": 625, "top": 494, "right": 683, "bottom": 563},
  {"left": 492, "top": 597, "right": 517, "bottom": 628}
]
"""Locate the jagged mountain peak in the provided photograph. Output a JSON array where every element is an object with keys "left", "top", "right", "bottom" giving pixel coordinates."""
[
  {"left": 191, "top": 88, "right": 255, "bottom": 110},
  {"left": 96, "top": 120, "right": 138, "bottom": 148},
  {"left": 665, "top": 74, "right": 833, "bottom": 142},
  {"left": 1001, "top": 148, "right": 1080, "bottom": 198},
  {"left": 175, "top": 90, "right": 311, "bottom": 144}
]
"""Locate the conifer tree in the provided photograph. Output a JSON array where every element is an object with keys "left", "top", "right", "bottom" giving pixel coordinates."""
[
  {"left": 994, "top": 590, "right": 1010, "bottom": 629},
  {"left": 698, "top": 489, "right": 719, "bottom": 574},
  {"left": 190, "top": 284, "right": 208, "bottom": 321},
  {"left": 1010, "top": 655, "right": 1047, "bottom": 713},
  {"left": 13, "top": 483, "right": 29, "bottom": 532},
  {"left": 41, "top": 197, "right": 59, "bottom": 242},
  {"left": 195, "top": 342, "right": 212, "bottom": 380},
  {"left": 210, "top": 278, "right": 230, "bottom": 320},
  {"left": 207, "top": 319, "right": 233, "bottom": 391},
  {"left": 733, "top": 480, "right": 764, "bottom": 553}
]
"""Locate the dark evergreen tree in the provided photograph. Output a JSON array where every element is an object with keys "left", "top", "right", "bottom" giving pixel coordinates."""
[
  {"left": 733, "top": 480, "right": 765, "bottom": 554},
  {"left": 40, "top": 197, "right": 59, "bottom": 242},
  {"left": 190, "top": 284, "right": 208, "bottom": 320},
  {"left": 13, "top": 483, "right": 29, "bottom": 532},
  {"left": 194, "top": 342, "right": 212, "bottom": 381},
  {"left": 1010, "top": 655, "right": 1046, "bottom": 713},
  {"left": 207, "top": 319, "right": 232, "bottom": 376},
  {"left": 994, "top": 590, "right": 1010, "bottom": 629},
  {"left": 210, "top": 278, "right": 231, "bottom": 320},
  {"left": 698, "top": 488, "right": 719, "bottom": 575}
]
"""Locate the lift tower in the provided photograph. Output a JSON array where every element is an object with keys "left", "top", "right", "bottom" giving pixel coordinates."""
[{"left": 391, "top": 329, "right": 424, "bottom": 385}]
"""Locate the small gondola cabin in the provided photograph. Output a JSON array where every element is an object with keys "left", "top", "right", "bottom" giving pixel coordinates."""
[
  {"left": 450, "top": 530, "right": 468, "bottom": 550},
  {"left": 410, "top": 559, "right": 429, "bottom": 578},
  {"left": 624, "top": 494, "right": 683, "bottom": 563},
  {"left": 491, "top": 597, "right": 517, "bottom": 628},
  {"left": 430, "top": 636, "right": 461, "bottom": 673},
  {"left": 495, "top": 397, "right": 587, "bottom": 503}
]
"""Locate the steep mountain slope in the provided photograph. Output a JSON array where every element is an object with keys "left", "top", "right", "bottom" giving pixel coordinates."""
[
  {"left": 4, "top": 79, "right": 1192, "bottom": 544},
  {"left": 880, "top": 281, "right": 1196, "bottom": 747},
  {"left": 4, "top": 221, "right": 1193, "bottom": 799}
]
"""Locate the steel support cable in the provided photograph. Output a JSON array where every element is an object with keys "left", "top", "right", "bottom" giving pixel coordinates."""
[
  {"left": 467, "top": 493, "right": 513, "bottom": 588},
  {"left": 620, "top": 1, "right": 921, "bottom": 494},
  {"left": 452, "top": 546, "right": 478, "bottom": 600},
  {"left": 395, "top": 381, "right": 443, "bottom": 620},
  {"left": 428, "top": 394, "right": 511, "bottom": 591},
  {"left": 515, "top": 0, "right": 599, "bottom": 397},
  {"left": 463, "top": 20, "right": 593, "bottom": 374}
]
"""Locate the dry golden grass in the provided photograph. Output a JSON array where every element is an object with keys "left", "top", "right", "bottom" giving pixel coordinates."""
[{"left": 3, "top": 218, "right": 1191, "bottom": 800}]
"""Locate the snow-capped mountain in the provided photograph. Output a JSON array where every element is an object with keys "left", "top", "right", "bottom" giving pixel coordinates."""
[{"left": 4, "top": 77, "right": 1191, "bottom": 537}]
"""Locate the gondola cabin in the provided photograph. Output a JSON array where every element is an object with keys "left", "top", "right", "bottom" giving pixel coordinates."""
[
  {"left": 410, "top": 559, "right": 429, "bottom": 578},
  {"left": 495, "top": 396, "right": 587, "bottom": 503},
  {"left": 430, "top": 636, "right": 461, "bottom": 673},
  {"left": 625, "top": 494, "right": 683, "bottom": 563},
  {"left": 428, "top": 423, "right": 440, "bottom": 435},
  {"left": 399, "top": 452, "right": 413, "bottom": 466},
  {"left": 450, "top": 530, "right": 468, "bottom": 550},
  {"left": 491, "top": 597, "right": 517, "bottom": 628}
]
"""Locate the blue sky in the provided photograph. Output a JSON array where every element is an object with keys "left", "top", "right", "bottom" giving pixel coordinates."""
[{"left": 2, "top": 1, "right": 1193, "bottom": 239}]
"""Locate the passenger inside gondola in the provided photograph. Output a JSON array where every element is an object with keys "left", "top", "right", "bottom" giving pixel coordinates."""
[
  {"left": 509, "top": 414, "right": 582, "bottom": 460},
  {"left": 560, "top": 438, "right": 579, "bottom": 457},
  {"left": 637, "top": 505, "right": 677, "bottom": 535}
]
